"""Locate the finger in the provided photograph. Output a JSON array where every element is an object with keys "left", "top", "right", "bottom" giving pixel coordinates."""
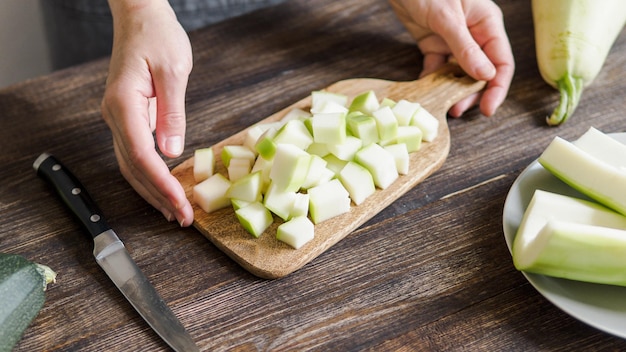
[
  {"left": 449, "top": 92, "right": 481, "bottom": 118},
  {"left": 417, "top": 34, "right": 451, "bottom": 77},
  {"left": 103, "top": 88, "right": 194, "bottom": 226},
  {"left": 481, "top": 51, "right": 515, "bottom": 117},
  {"left": 420, "top": 53, "right": 448, "bottom": 77},
  {"left": 152, "top": 62, "right": 192, "bottom": 158},
  {"left": 148, "top": 97, "right": 157, "bottom": 132},
  {"left": 113, "top": 140, "right": 174, "bottom": 222},
  {"left": 466, "top": 4, "right": 515, "bottom": 116},
  {"left": 114, "top": 134, "right": 194, "bottom": 226},
  {"left": 431, "top": 9, "right": 496, "bottom": 82},
  {"left": 104, "top": 96, "right": 169, "bottom": 212},
  {"left": 479, "top": 61, "right": 515, "bottom": 116}
]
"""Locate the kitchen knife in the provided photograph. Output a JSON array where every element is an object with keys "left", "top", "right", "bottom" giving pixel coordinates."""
[{"left": 33, "top": 153, "right": 199, "bottom": 352}]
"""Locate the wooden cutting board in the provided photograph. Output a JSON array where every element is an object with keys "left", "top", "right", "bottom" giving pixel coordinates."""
[{"left": 172, "top": 63, "right": 486, "bottom": 279}]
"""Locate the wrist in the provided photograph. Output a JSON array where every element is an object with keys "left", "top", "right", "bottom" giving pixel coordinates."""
[{"left": 107, "top": 0, "right": 173, "bottom": 21}]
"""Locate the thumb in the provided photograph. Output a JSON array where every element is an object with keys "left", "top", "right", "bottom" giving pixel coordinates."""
[{"left": 153, "top": 66, "right": 191, "bottom": 158}]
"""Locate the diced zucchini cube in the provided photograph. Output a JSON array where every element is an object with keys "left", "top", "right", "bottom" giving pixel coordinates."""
[
  {"left": 263, "top": 182, "right": 297, "bottom": 220},
  {"left": 327, "top": 135, "right": 362, "bottom": 161},
  {"left": 308, "top": 179, "right": 351, "bottom": 224},
  {"left": 243, "top": 122, "right": 281, "bottom": 152},
  {"left": 290, "top": 193, "right": 310, "bottom": 219},
  {"left": 301, "top": 154, "right": 329, "bottom": 190},
  {"left": 193, "top": 147, "right": 215, "bottom": 182},
  {"left": 338, "top": 161, "right": 376, "bottom": 205},
  {"left": 227, "top": 158, "right": 252, "bottom": 182},
  {"left": 274, "top": 119, "right": 314, "bottom": 150},
  {"left": 392, "top": 99, "right": 421, "bottom": 126},
  {"left": 281, "top": 107, "right": 311, "bottom": 123},
  {"left": 311, "top": 112, "right": 347, "bottom": 145},
  {"left": 303, "top": 116, "right": 314, "bottom": 135},
  {"left": 269, "top": 144, "right": 312, "bottom": 192},
  {"left": 193, "top": 173, "right": 232, "bottom": 213},
  {"left": 312, "top": 100, "right": 349, "bottom": 114},
  {"left": 250, "top": 155, "right": 273, "bottom": 192},
  {"left": 410, "top": 107, "right": 439, "bottom": 142},
  {"left": 347, "top": 112, "right": 378, "bottom": 146},
  {"left": 355, "top": 143, "right": 398, "bottom": 189},
  {"left": 384, "top": 143, "right": 410, "bottom": 175},
  {"left": 396, "top": 125, "right": 423, "bottom": 152},
  {"left": 221, "top": 145, "right": 255, "bottom": 168},
  {"left": 323, "top": 153, "right": 348, "bottom": 176},
  {"left": 254, "top": 126, "right": 279, "bottom": 160},
  {"left": 348, "top": 90, "right": 380, "bottom": 115},
  {"left": 377, "top": 135, "right": 397, "bottom": 147},
  {"left": 311, "top": 90, "right": 348, "bottom": 113},
  {"left": 317, "top": 167, "right": 335, "bottom": 185},
  {"left": 372, "top": 106, "right": 398, "bottom": 142},
  {"left": 306, "top": 142, "right": 330, "bottom": 157},
  {"left": 226, "top": 171, "right": 263, "bottom": 203},
  {"left": 380, "top": 97, "right": 396, "bottom": 108},
  {"left": 235, "top": 202, "right": 274, "bottom": 238},
  {"left": 231, "top": 198, "right": 253, "bottom": 210},
  {"left": 276, "top": 216, "right": 314, "bottom": 249}
]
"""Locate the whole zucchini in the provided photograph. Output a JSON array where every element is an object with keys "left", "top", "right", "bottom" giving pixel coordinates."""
[
  {"left": 0, "top": 253, "right": 56, "bottom": 352},
  {"left": 532, "top": 0, "right": 626, "bottom": 125}
]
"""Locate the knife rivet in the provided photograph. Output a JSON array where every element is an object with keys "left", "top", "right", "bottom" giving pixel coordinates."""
[
  {"left": 72, "top": 188, "right": 81, "bottom": 195},
  {"left": 52, "top": 164, "right": 61, "bottom": 171},
  {"left": 90, "top": 214, "right": 101, "bottom": 223}
]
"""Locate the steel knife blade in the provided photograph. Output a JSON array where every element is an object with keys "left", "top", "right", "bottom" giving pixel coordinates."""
[{"left": 33, "top": 153, "right": 199, "bottom": 352}]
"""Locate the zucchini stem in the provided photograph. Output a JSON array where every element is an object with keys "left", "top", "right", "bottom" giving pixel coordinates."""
[
  {"left": 35, "top": 263, "right": 57, "bottom": 290},
  {"left": 547, "top": 75, "right": 584, "bottom": 126}
]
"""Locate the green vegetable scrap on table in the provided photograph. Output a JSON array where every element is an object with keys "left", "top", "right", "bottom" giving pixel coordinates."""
[{"left": 0, "top": 253, "right": 56, "bottom": 352}]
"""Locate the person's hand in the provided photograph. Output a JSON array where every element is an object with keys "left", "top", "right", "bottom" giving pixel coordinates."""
[
  {"left": 102, "top": 0, "right": 194, "bottom": 226},
  {"left": 388, "top": 0, "right": 515, "bottom": 117}
]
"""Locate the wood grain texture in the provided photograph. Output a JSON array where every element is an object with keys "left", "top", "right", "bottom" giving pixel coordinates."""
[
  {"left": 1, "top": 0, "right": 626, "bottom": 350},
  {"left": 172, "top": 64, "right": 485, "bottom": 278}
]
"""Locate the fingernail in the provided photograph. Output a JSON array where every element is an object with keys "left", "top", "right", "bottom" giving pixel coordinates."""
[
  {"left": 166, "top": 136, "right": 183, "bottom": 155},
  {"left": 162, "top": 208, "right": 174, "bottom": 222},
  {"left": 176, "top": 214, "right": 188, "bottom": 227}
]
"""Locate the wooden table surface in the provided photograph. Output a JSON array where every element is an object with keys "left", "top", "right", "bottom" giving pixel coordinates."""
[{"left": 2, "top": 0, "right": 626, "bottom": 350}]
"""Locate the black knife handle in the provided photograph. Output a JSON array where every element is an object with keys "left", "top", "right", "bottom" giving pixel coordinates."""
[{"left": 34, "top": 153, "right": 111, "bottom": 239}]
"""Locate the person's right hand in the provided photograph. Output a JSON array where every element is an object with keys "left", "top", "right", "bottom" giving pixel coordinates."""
[
  {"left": 102, "top": 0, "right": 194, "bottom": 226},
  {"left": 388, "top": 0, "right": 515, "bottom": 118}
]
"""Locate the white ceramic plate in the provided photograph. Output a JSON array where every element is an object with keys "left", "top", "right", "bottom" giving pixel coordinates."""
[{"left": 502, "top": 132, "right": 626, "bottom": 338}]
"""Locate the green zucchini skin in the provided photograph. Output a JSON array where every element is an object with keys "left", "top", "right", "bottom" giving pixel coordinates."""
[{"left": 0, "top": 253, "right": 54, "bottom": 352}]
